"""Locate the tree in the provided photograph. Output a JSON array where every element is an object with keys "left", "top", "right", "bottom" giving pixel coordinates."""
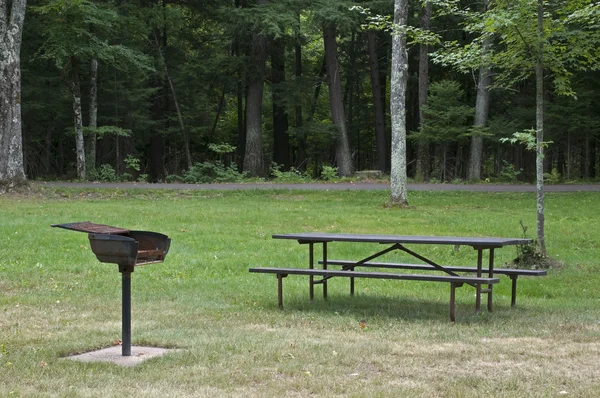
[
  {"left": 417, "top": 80, "right": 473, "bottom": 181},
  {"left": 466, "top": 0, "right": 491, "bottom": 181},
  {"left": 489, "top": 0, "right": 600, "bottom": 254},
  {"left": 323, "top": 23, "right": 353, "bottom": 177},
  {"left": 0, "top": 0, "right": 27, "bottom": 189},
  {"left": 415, "top": 1, "right": 431, "bottom": 182},
  {"left": 243, "top": 0, "right": 268, "bottom": 177},
  {"left": 389, "top": 0, "right": 409, "bottom": 206},
  {"left": 367, "top": 29, "right": 388, "bottom": 173},
  {"left": 434, "top": 0, "right": 600, "bottom": 254}
]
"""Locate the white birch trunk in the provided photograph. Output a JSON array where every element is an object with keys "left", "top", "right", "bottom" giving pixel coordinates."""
[
  {"left": 389, "top": 0, "right": 409, "bottom": 205},
  {"left": 0, "top": 0, "right": 27, "bottom": 188},
  {"left": 69, "top": 56, "right": 86, "bottom": 180}
]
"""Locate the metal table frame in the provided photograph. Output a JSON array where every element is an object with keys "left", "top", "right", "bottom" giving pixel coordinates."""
[{"left": 272, "top": 233, "right": 532, "bottom": 313}]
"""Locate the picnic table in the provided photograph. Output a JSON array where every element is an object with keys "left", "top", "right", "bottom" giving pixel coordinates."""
[{"left": 250, "top": 232, "right": 545, "bottom": 321}]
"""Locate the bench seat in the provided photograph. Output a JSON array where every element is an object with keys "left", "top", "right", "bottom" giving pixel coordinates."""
[
  {"left": 249, "top": 267, "right": 500, "bottom": 322},
  {"left": 320, "top": 260, "right": 547, "bottom": 307}
]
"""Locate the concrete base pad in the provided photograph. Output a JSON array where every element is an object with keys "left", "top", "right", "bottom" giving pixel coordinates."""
[{"left": 65, "top": 346, "right": 178, "bottom": 367}]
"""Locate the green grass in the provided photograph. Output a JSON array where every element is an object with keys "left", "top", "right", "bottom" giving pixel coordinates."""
[{"left": 1, "top": 186, "right": 599, "bottom": 397}]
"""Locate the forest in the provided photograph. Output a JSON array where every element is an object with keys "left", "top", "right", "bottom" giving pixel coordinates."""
[{"left": 3, "top": 0, "right": 600, "bottom": 184}]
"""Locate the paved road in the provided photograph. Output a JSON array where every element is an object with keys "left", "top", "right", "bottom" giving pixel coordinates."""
[{"left": 37, "top": 181, "right": 600, "bottom": 192}]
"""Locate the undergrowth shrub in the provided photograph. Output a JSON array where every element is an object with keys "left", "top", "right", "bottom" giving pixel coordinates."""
[{"left": 182, "top": 161, "right": 246, "bottom": 183}]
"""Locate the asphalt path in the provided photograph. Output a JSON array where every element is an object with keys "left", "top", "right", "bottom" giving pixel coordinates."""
[{"left": 37, "top": 181, "right": 600, "bottom": 192}]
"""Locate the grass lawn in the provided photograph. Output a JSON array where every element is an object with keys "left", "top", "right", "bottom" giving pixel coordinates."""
[{"left": 1, "top": 186, "right": 599, "bottom": 397}]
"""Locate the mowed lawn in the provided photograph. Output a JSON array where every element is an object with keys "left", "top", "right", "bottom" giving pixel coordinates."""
[{"left": 1, "top": 186, "right": 599, "bottom": 397}]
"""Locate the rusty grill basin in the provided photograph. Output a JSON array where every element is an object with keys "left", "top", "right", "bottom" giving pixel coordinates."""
[
  {"left": 88, "top": 231, "right": 170, "bottom": 267},
  {"left": 53, "top": 222, "right": 171, "bottom": 267}
]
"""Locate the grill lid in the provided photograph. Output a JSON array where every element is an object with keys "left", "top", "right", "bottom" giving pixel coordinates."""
[{"left": 51, "top": 221, "right": 129, "bottom": 235}]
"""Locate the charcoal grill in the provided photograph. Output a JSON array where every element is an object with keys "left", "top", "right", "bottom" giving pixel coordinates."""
[{"left": 52, "top": 221, "right": 171, "bottom": 356}]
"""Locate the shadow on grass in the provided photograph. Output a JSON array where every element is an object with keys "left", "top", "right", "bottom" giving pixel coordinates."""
[{"left": 258, "top": 292, "right": 508, "bottom": 324}]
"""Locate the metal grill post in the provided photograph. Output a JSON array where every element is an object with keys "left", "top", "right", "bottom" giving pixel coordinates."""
[{"left": 120, "top": 266, "right": 133, "bottom": 356}]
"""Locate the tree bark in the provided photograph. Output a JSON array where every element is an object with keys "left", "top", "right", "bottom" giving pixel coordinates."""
[
  {"left": 243, "top": 2, "right": 267, "bottom": 177},
  {"left": 153, "top": 31, "right": 192, "bottom": 170},
  {"left": 415, "top": 1, "right": 431, "bottom": 182},
  {"left": 271, "top": 37, "right": 290, "bottom": 169},
  {"left": 0, "top": 0, "right": 27, "bottom": 188},
  {"left": 294, "top": 38, "right": 306, "bottom": 169},
  {"left": 69, "top": 56, "right": 86, "bottom": 180},
  {"left": 323, "top": 24, "right": 352, "bottom": 177},
  {"left": 536, "top": 0, "right": 546, "bottom": 255},
  {"left": 389, "top": 0, "right": 409, "bottom": 206},
  {"left": 467, "top": 0, "right": 491, "bottom": 181},
  {"left": 367, "top": 30, "right": 388, "bottom": 173},
  {"left": 88, "top": 57, "right": 98, "bottom": 172}
]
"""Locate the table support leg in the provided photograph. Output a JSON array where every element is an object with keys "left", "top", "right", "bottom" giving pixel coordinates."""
[
  {"left": 322, "top": 242, "right": 328, "bottom": 299},
  {"left": 475, "top": 249, "right": 483, "bottom": 314},
  {"left": 487, "top": 248, "right": 495, "bottom": 312},
  {"left": 450, "top": 283, "right": 457, "bottom": 322},
  {"left": 277, "top": 274, "right": 284, "bottom": 309},
  {"left": 309, "top": 243, "right": 314, "bottom": 301},
  {"left": 510, "top": 275, "right": 518, "bottom": 307}
]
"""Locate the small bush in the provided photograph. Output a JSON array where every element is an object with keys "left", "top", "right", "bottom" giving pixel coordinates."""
[
  {"left": 320, "top": 165, "right": 338, "bottom": 181},
  {"left": 499, "top": 160, "right": 521, "bottom": 182},
  {"left": 183, "top": 161, "right": 246, "bottom": 183},
  {"left": 544, "top": 168, "right": 561, "bottom": 184},
  {"left": 95, "top": 164, "right": 118, "bottom": 182},
  {"left": 270, "top": 163, "right": 309, "bottom": 182},
  {"left": 512, "top": 221, "right": 558, "bottom": 270}
]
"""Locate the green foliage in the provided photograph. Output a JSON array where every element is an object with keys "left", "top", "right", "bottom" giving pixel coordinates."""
[
  {"left": 544, "top": 168, "right": 562, "bottom": 184},
  {"left": 270, "top": 163, "right": 310, "bottom": 182},
  {"left": 413, "top": 80, "right": 473, "bottom": 143},
  {"left": 123, "top": 155, "right": 140, "bottom": 172},
  {"left": 182, "top": 162, "right": 247, "bottom": 184},
  {"left": 93, "top": 164, "right": 118, "bottom": 182},
  {"left": 320, "top": 165, "right": 339, "bottom": 181},
  {"left": 500, "top": 129, "right": 553, "bottom": 152},
  {"left": 433, "top": 0, "right": 600, "bottom": 97},
  {"left": 498, "top": 160, "right": 522, "bottom": 183},
  {"left": 351, "top": 5, "right": 441, "bottom": 46},
  {"left": 208, "top": 143, "right": 236, "bottom": 156},
  {"left": 32, "top": 0, "right": 152, "bottom": 71},
  {"left": 513, "top": 221, "right": 556, "bottom": 270}
]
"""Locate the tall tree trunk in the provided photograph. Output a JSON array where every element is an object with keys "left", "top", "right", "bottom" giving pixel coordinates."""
[
  {"left": 389, "top": 0, "right": 409, "bottom": 205},
  {"left": 44, "top": 124, "right": 53, "bottom": 174},
  {"left": 271, "top": 37, "right": 290, "bottom": 169},
  {"left": 415, "top": 1, "right": 431, "bottom": 182},
  {"left": 153, "top": 32, "right": 192, "bottom": 170},
  {"left": 323, "top": 24, "right": 352, "bottom": 177},
  {"left": 69, "top": 56, "right": 86, "bottom": 180},
  {"left": 536, "top": 0, "right": 546, "bottom": 255},
  {"left": 88, "top": 57, "right": 98, "bottom": 172},
  {"left": 584, "top": 132, "right": 590, "bottom": 179},
  {"left": 467, "top": 0, "right": 491, "bottom": 181},
  {"left": 237, "top": 78, "right": 245, "bottom": 169},
  {"left": 294, "top": 38, "right": 306, "bottom": 169},
  {"left": 243, "top": 3, "right": 267, "bottom": 177},
  {"left": 367, "top": 30, "right": 388, "bottom": 173},
  {"left": 345, "top": 32, "right": 357, "bottom": 168},
  {"left": 0, "top": 0, "right": 27, "bottom": 189}
]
